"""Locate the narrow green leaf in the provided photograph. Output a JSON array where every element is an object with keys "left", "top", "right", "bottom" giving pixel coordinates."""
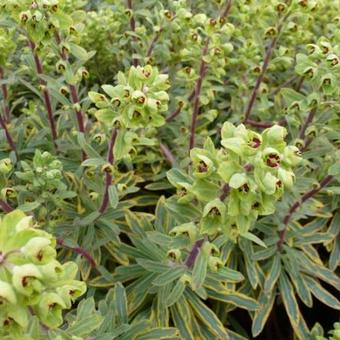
[
  {"left": 184, "top": 288, "right": 230, "bottom": 339},
  {"left": 138, "top": 327, "right": 180, "bottom": 340},
  {"left": 304, "top": 276, "right": 340, "bottom": 310},
  {"left": 241, "top": 232, "right": 267, "bottom": 248},
  {"left": 152, "top": 266, "right": 186, "bottom": 286},
  {"left": 252, "top": 291, "right": 276, "bottom": 337},
  {"left": 192, "top": 246, "right": 209, "bottom": 291},
  {"left": 264, "top": 255, "right": 281, "bottom": 293},
  {"left": 170, "top": 302, "right": 194, "bottom": 340},
  {"left": 117, "top": 320, "right": 151, "bottom": 340},
  {"left": 206, "top": 289, "right": 259, "bottom": 311},
  {"left": 136, "top": 258, "right": 171, "bottom": 273},
  {"left": 108, "top": 185, "right": 119, "bottom": 209},
  {"left": 114, "top": 282, "right": 128, "bottom": 325},
  {"left": 166, "top": 280, "right": 186, "bottom": 307},
  {"left": 77, "top": 132, "right": 102, "bottom": 158},
  {"left": 278, "top": 271, "right": 300, "bottom": 327},
  {"left": 67, "top": 314, "right": 103, "bottom": 336}
]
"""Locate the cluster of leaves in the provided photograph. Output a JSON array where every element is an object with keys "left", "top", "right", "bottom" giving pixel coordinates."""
[{"left": 0, "top": 0, "right": 339, "bottom": 339}]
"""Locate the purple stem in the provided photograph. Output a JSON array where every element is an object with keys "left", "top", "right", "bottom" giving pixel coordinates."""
[
  {"left": 127, "top": 0, "right": 138, "bottom": 67},
  {"left": 29, "top": 40, "right": 58, "bottom": 150},
  {"left": 0, "top": 114, "right": 17, "bottom": 154},
  {"left": 160, "top": 142, "right": 176, "bottom": 166},
  {"left": 0, "top": 67, "right": 10, "bottom": 122},
  {"left": 98, "top": 128, "right": 117, "bottom": 214},
  {"left": 57, "top": 238, "right": 96, "bottom": 268},
  {"left": 245, "top": 117, "right": 287, "bottom": 129},
  {"left": 185, "top": 239, "right": 205, "bottom": 268},
  {"left": 55, "top": 33, "right": 87, "bottom": 160},
  {"left": 221, "top": 0, "right": 232, "bottom": 18},
  {"left": 277, "top": 175, "right": 334, "bottom": 251},
  {"left": 189, "top": 39, "right": 210, "bottom": 151},
  {"left": 166, "top": 105, "right": 182, "bottom": 122},
  {"left": 299, "top": 108, "right": 316, "bottom": 140},
  {"left": 243, "top": 14, "right": 288, "bottom": 122}
]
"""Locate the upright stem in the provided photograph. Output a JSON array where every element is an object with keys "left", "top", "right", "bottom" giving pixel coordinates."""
[
  {"left": 55, "top": 33, "right": 86, "bottom": 135},
  {"left": 29, "top": 40, "right": 58, "bottom": 150},
  {"left": 98, "top": 128, "right": 117, "bottom": 214},
  {"left": 221, "top": 0, "right": 232, "bottom": 18},
  {"left": 147, "top": 28, "right": 163, "bottom": 58},
  {"left": 0, "top": 114, "right": 16, "bottom": 154},
  {"left": 160, "top": 142, "right": 176, "bottom": 166},
  {"left": 277, "top": 175, "right": 333, "bottom": 251},
  {"left": 189, "top": 39, "right": 209, "bottom": 151},
  {"left": 243, "top": 37, "right": 278, "bottom": 122},
  {"left": 298, "top": 107, "right": 316, "bottom": 152},
  {"left": 0, "top": 67, "right": 10, "bottom": 122},
  {"left": 127, "top": 0, "right": 138, "bottom": 66},
  {"left": 243, "top": 15, "right": 288, "bottom": 122},
  {"left": 0, "top": 199, "right": 13, "bottom": 213}
]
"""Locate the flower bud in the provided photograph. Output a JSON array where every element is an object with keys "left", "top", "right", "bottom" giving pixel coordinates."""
[
  {"left": 0, "top": 280, "right": 17, "bottom": 304},
  {"left": 208, "top": 257, "right": 223, "bottom": 272},
  {"left": 21, "top": 237, "right": 56, "bottom": 264},
  {"left": 0, "top": 158, "right": 12, "bottom": 174},
  {"left": 59, "top": 86, "right": 69, "bottom": 96},
  {"left": 56, "top": 60, "right": 66, "bottom": 74},
  {"left": 35, "top": 292, "right": 66, "bottom": 328},
  {"left": 12, "top": 264, "right": 42, "bottom": 296},
  {"left": 262, "top": 148, "right": 281, "bottom": 168},
  {"left": 283, "top": 146, "right": 302, "bottom": 166},
  {"left": 167, "top": 249, "right": 181, "bottom": 262},
  {"left": 169, "top": 222, "right": 198, "bottom": 241},
  {"left": 263, "top": 125, "right": 287, "bottom": 144}
]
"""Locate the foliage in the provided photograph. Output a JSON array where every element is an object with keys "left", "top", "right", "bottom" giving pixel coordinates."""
[{"left": 0, "top": 0, "right": 339, "bottom": 339}]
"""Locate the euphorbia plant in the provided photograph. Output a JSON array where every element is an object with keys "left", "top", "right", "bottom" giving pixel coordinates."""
[{"left": 0, "top": 0, "right": 339, "bottom": 339}]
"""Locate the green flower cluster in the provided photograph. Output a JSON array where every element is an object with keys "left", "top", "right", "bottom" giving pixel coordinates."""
[
  {"left": 168, "top": 123, "right": 302, "bottom": 237},
  {"left": 15, "top": 150, "right": 64, "bottom": 193},
  {"left": 0, "top": 0, "right": 75, "bottom": 44},
  {"left": 89, "top": 65, "right": 170, "bottom": 128},
  {"left": 295, "top": 39, "right": 340, "bottom": 96},
  {"left": 0, "top": 210, "right": 86, "bottom": 336}
]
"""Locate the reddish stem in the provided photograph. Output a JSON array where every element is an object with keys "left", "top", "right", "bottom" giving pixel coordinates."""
[
  {"left": 166, "top": 105, "right": 182, "bottom": 122},
  {"left": 245, "top": 117, "right": 287, "bottom": 129},
  {"left": 221, "top": 0, "right": 232, "bottom": 18},
  {"left": 98, "top": 128, "right": 117, "bottom": 214},
  {"left": 127, "top": 0, "right": 138, "bottom": 66},
  {"left": 277, "top": 175, "right": 334, "bottom": 251},
  {"left": 160, "top": 142, "right": 176, "bottom": 166},
  {"left": 243, "top": 14, "right": 288, "bottom": 122},
  {"left": 29, "top": 41, "right": 58, "bottom": 150},
  {"left": 189, "top": 39, "right": 210, "bottom": 151},
  {"left": 0, "top": 114, "right": 17, "bottom": 154},
  {"left": 299, "top": 108, "right": 316, "bottom": 140},
  {"left": 0, "top": 67, "right": 10, "bottom": 122},
  {"left": 57, "top": 238, "right": 96, "bottom": 268},
  {"left": 54, "top": 33, "right": 87, "bottom": 160}
]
